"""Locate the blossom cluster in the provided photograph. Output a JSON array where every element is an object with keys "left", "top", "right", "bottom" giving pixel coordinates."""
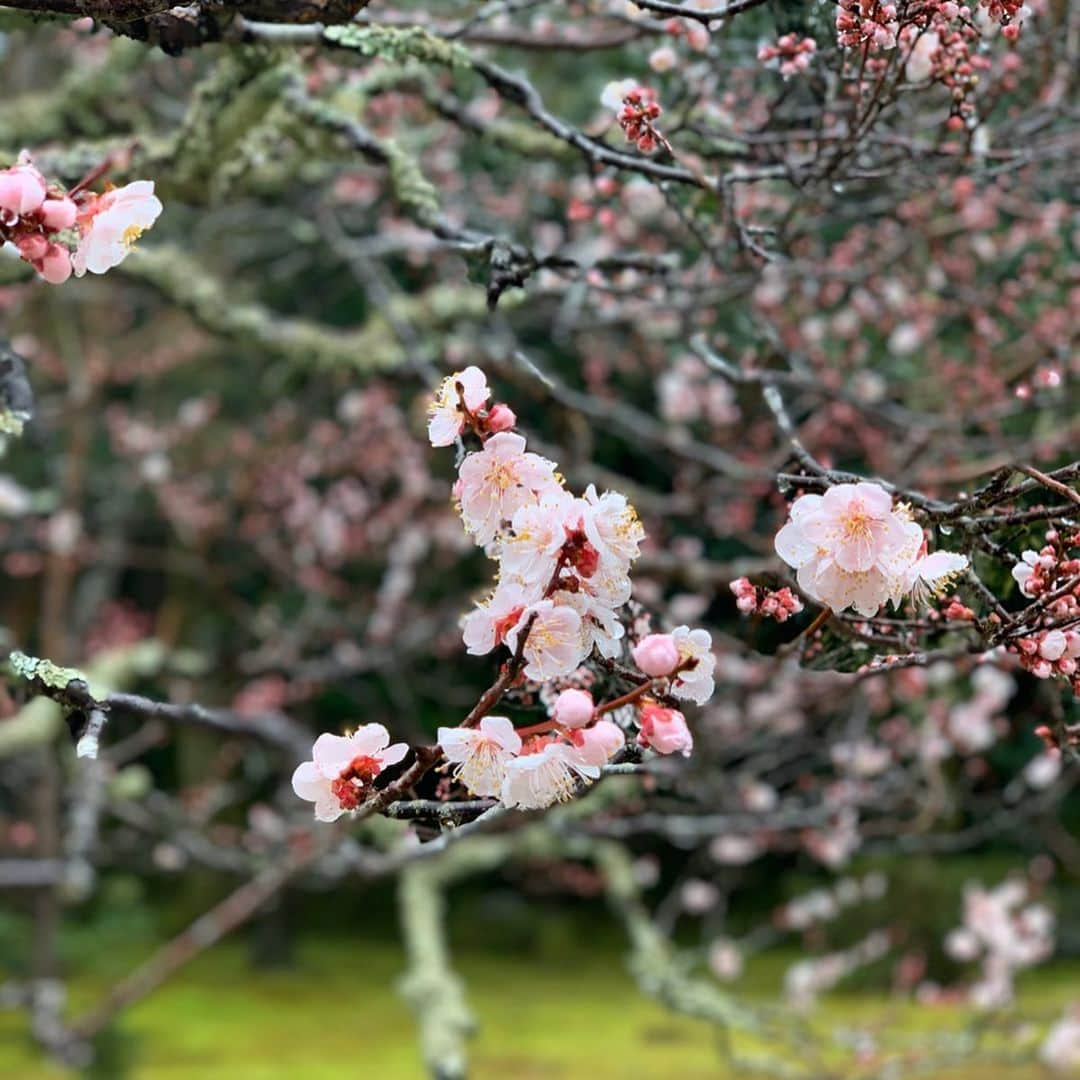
[
  {"left": 757, "top": 34, "right": 817, "bottom": 77},
  {"left": 615, "top": 87, "right": 669, "bottom": 156},
  {"left": 0, "top": 152, "right": 162, "bottom": 284},
  {"left": 835, "top": 0, "right": 899, "bottom": 50},
  {"left": 729, "top": 576, "right": 804, "bottom": 622},
  {"left": 294, "top": 367, "right": 718, "bottom": 820},
  {"left": 943, "top": 878, "right": 1054, "bottom": 1008},
  {"left": 774, "top": 481, "right": 968, "bottom": 617}
]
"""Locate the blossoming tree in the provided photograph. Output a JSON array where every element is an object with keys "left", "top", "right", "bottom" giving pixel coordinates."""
[{"left": 0, "top": 0, "right": 1075, "bottom": 1075}]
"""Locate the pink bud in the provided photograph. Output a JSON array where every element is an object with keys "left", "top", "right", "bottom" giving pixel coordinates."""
[
  {"left": 569, "top": 719, "right": 624, "bottom": 766},
  {"left": 16, "top": 233, "right": 48, "bottom": 261},
  {"left": 552, "top": 688, "right": 595, "bottom": 729},
  {"left": 736, "top": 595, "right": 757, "bottom": 613},
  {"left": 637, "top": 704, "right": 693, "bottom": 757},
  {"left": 39, "top": 196, "right": 77, "bottom": 231},
  {"left": 632, "top": 633, "right": 681, "bottom": 677},
  {"left": 1032, "top": 660, "right": 1052, "bottom": 679},
  {"left": 1058, "top": 659, "right": 1077, "bottom": 677},
  {"left": 38, "top": 244, "right": 72, "bottom": 285},
  {"left": 486, "top": 403, "right": 516, "bottom": 433},
  {"left": 0, "top": 166, "right": 47, "bottom": 217}
]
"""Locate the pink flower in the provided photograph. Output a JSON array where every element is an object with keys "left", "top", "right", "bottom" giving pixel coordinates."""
[
  {"left": 552, "top": 688, "right": 595, "bottom": 729},
  {"left": 0, "top": 164, "right": 46, "bottom": 220},
  {"left": 500, "top": 487, "right": 575, "bottom": 586},
  {"left": 504, "top": 600, "right": 585, "bottom": 681},
  {"left": 438, "top": 715, "right": 521, "bottom": 797},
  {"left": 632, "top": 632, "right": 681, "bottom": 677},
  {"left": 637, "top": 704, "right": 693, "bottom": 756},
  {"left": 72, "top": 180, "right": 163, "bottom": 277},
  {"left": 568, "top": 719, "right": 624, "bottom": 766},
  {"left": 501, "top": 738, "right": 599, "bottom": 809},
  {"left": 775, "top": 484, "right": 924, "bottom": 617},
  {"left": 291, "top": 724, "right": 409, "bottom": 822},
  {"left": 1039, "top": 630, "right": 1067, "bottom": 662},
  {"left": 456, "top": 431, "right": 558, "bottom": 545},
  {"left": 427, "top": 366, "right": 489, "bottom": 447}
]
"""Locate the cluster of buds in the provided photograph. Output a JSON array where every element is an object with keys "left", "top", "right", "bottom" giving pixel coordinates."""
[
  {"left": 0, "top": 151, "right": 162, "bottom": 285},
  {"left": 1011, "top": 629, "right": 1080, "bottom": 689},
  {"left": 729, "top": 576, "right": 804, "bottom": 622},
  {"left": 663, "top": 17, "right": 710, "bottom": 52},
  {"left": 835, "top": 0, "right": 899, "bottom": 50},
  {"left": 1011, "top": 530, "right": 1080, "bottom": 601},
  {"left": 617, "top": 87, "right": 671, "bottom": 156},
  {"left": 0, "top": 155, "right": 80, "bottom": 283},
  {"left": 980, "top": 0, "right": 1024, "bottom": 37},
  {"left": 757, "top": 34, "right": 818, "bottom": 77}
]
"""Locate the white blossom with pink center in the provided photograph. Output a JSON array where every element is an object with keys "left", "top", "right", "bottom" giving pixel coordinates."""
[
  {"left": 461, "top": 578, "right": 538, "bottom": 656},
  {"left": 775, "top": 482, "right": 929, "bottom": 616},
  {"left": 455, "top": 431, "right": 558, "bottom": 545},
  {"left": 72, "top": 180, "right": 163, "bottom": 277},
  {"left": 427, "top": 366, "right": 490, "bottom": 447},
  {"left": 437, "top": 715, "right": 522, "bottom": 797},
  {"left": 291, "top": 724, "right": 409, "bottom": 822},
  {"left": 500, "top": 487, "right": 576, "bottom": 585}
]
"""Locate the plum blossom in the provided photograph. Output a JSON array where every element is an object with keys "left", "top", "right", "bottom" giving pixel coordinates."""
[
  {"left": 427, "top": 366, "right": 490, "bottom": 447},
  {"left": 1041, "top": 1008, "right": 1080, "bottom": 1072},
  {"left": 461, "top": 578, "right": 535, "bottom": 655},
  {"left": 505, "top": 600, "right": 585, "bottom": 681},
  {"left": 501, "top": 738, "right": 599, "bottom": 809},
  {"left": 291, "top": 725, "right": 409, "bottom": 821},
  {"left": 637, "top": 704, "right": 693, "bottom": 756},
  {"left": 775, "top": 483, "right": 927, "bottom": 616},
  {"left": 905, "top": 550, "right": 969, "bottom": 607},
  {"left": 568, "top": 719, "right": 624, "bottom": 766},
  {"left": 670, "top": 625, "right": 716, "bottom": 705},
  {"left": 455, "top": 431, "right": 558, "bottom": 545},
  {"left": 438, "top": 715, "right": 521, "bottom": 797},
  {"left": 72, "top": 180, "right": 163, "bottom": 276}
]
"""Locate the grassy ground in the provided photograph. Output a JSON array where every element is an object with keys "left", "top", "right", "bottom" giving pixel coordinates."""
[{"left": 1, "top": 931, "right": 1076, "bottom": 1079}]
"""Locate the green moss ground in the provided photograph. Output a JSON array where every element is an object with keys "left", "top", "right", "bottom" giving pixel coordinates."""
[{"left": 1, "top": 934, "right": 1076, "bottom": 1079}]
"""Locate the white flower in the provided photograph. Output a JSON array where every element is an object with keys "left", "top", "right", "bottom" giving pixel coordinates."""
[
  {"left": 906, "top": 550, "right": 969, "bottom": 607},
  {"left": 500, "top": 740, "right": 599, "bottom": 809},
  {"left": 600, "top": 78, "right": 637, "bottom": 112},
  {"left": 579, "top": 484, "right": 644, "bottom": 571},
  {"left": 461, "top": 578, "right": 538, "bottom": 655},
  {"left": 1041, "top": 1009, "right": 1080, "bottom": 1072},
  {"left": 505, "top": 600, "right": 586, "bottom": 681},
  {"left": 455, "top": 432, "right": 558, "bottom": 546},
  {"left": 73, "top": 181, "right": 163, "bottom": 277},
  {"left": 438, "top": 715, "right": 521, "bottom": 797},
  {"left": 500, "top": 487, "right": 575, "bottom": 586},
  {"left": 427, "top": 366, "right": 489, "bottom": 447},
  {"left": 1011, "top": 550, "right": 1040, "bottom": 596},
  {"left": 291, "top": 724, "right": 409, "bottom": 822},
  {"left": 670, "top": 625, "right": 716, "bottom": 705}
]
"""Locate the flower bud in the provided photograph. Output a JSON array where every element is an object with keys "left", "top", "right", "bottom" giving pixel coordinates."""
[
  {"left": 552, "top": 688, "right": 594, "bottom": 729},
  {"left": 632, "top": 633, "right": 680, "bottom": 677},
  {"left": 569, "top": 719, "right": 624, "bottom": 766},
  {"left": 637, "top": 704, "right": 693, "bottom": 756},
  {"left": 39, "top": 243, "right": 72, "bottom": 285},
  {"left": 486, "top": 403, "right": 516, "bottom": 433},
  {"left": 39, "top": 196, "right": 77, "bottom": 231}
]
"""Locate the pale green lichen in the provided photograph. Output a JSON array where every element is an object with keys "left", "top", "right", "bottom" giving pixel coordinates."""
[
  {"left": 8, "top": 650, "right": 86, "bottom": 690},
  {"left": 324, "top": 25, "right": 472, "bottom": 69}
]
